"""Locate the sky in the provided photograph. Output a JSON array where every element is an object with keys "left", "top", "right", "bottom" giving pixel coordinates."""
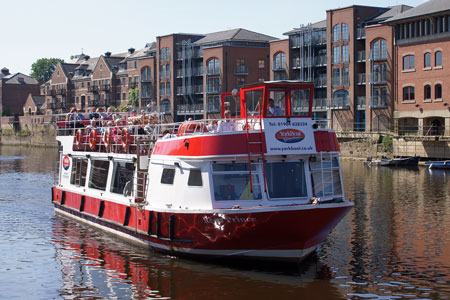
[{"left": 1, "top": 0, "right": 426, "bottom": 76}]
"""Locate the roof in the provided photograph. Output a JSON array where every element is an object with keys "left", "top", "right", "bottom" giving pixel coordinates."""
[
  {"left": 284, "top": 20, "right": 327, "bottom": 35},
  {"left": 371, "top": 5, "right": 413, "bottom": 22},
  {"left": 59, "top": 63, "right": 79, "bottom": 77},
  {"left": 385, "top": 0, "right": 450, "bottom": 23},
  {"left": 30, "top": 95, "right": 45, "bottom": 107},
  {"left": 194, "top": 28, "right": 277, "bottom": 45},
  {"left": 2, "top": 73, "right": 39, "bottom": 85}
]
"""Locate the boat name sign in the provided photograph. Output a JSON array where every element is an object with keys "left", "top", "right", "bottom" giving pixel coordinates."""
[{"left": 264, "top": 118, "right": 316, "bottom": 155}]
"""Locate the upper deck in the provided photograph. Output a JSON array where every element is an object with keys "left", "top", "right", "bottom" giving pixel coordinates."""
[{"left": 57, "top": 81, "right": 339, "bottom": 158}]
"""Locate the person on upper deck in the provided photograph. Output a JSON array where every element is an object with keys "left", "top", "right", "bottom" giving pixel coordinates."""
[
  {"left": 217, "top": 110, "right": 236, "bottom": 132},
  {"left": 267, "top": 98, "right": 283, "bottom": 116},
  {"left": 207, "top": 120, "right": 218, "bottom": 132}
]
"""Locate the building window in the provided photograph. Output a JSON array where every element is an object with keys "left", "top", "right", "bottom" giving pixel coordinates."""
[
  {"left": 161, "top": 99, "right": 171, "bottom": 113},
  {"left": 342, "top": 45, "right": 349, "bottom": 62},
  {"left": 236, "top": 77, "right": 245, "bottom": 89},
  {"left": 258, "top": 59, "right": 265, "bottom": 69},
  {"left": 332, "top": 68, "right": 340, "bottom": 86},
  {"left": 403, "top": 55, "right": 415, "bottom": 70},
  {"left": 435, "top": 51, "right": 442, "bottom": 67},
  {"left": 160, "top": 47, "right": 170, "bottom": 61},
  {"left": 342, "top": 23, "right": 349, "bottom": 41},
  {"left": 166, "top": 64, "right": 170, "bottom": 78},
  {"left": 424, "top": 85, "right": 431, "bottom": 100},
  {"left": 403, "top": 86, "right": 415, "bottom": 101},
  {"left": 342, "top": 67, "right": 349, "bottom": 86},
  {"left": 207, "top": 95, "right": 220, "bottom": 112},
  {"left": 333, "top": 46, "right": 340, "bottom": 63},
  {"left": 333, "top": 24, "right": 340, "bottom": 42},
  {"left": 372, "top": 39, "right": 387, "bottom": 60},
  {"left": 435, "top": 84, "right": 442, "bottom": 99},
  {"left": 207, "top": 58, "right": 220, "bottom": 74},
  {"left": 273, "top": 52, "right": 285, "bottom": 70},
  {"left": 160, "top": 82, "right": 165, "bottom": 96},
  {"left": 424, "top": 52, "right": 431, "bottom": 68},
  {"left": 141, "top": 66, "right": 151, "bottom": 82}
]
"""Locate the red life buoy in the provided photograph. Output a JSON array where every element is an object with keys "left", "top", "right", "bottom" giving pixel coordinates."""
[
  {"left": 74, "top": 129, "right": 83, "bottom": 149},
  {"left": 89, "top": 130, "right": 97, "bottom": 149},
  {"left": 103, "top": 128, "right": 113, "bottom": 149},
  {"left": 121, "top": 127, "right": 131, "bottom": 149}
]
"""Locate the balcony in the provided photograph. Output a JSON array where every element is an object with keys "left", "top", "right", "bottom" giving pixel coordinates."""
[
  {"left": 356, "top": 28, "right": 366, "bottom": 40},
  {"left": 357, "top": 51, "right": 366, "bottom": 62},
  {"left": 356, "top": 96, "right": 366, "bottom": 110},
  {"left": 314, "top": 76, "right": 327, "bottom": 88},
  {"left": 315, "top": 55, "right": 327, "bottom": 66},
  {"left": 370, "top": 96, "right": 388, "bottom": 108},
  {"left": 100, "top": 84, "right": 111, "bottom": 92},
  {"left": 370, "top": 71, "right": 387, "bottom": 85},
  {"left": 128, "top": 82, "right": 138, "bottom": 89},
  {"left": 234, "top": 65, "right": 248, "bottom": 75},
  {"left": 312, "top": 98, "right": 328, "bottom": 111},
  {"left": 56, "top": 89, "right": 66, "bottom": 95},
  {"left": 206, "top": 85, "right": 221, "bottom": 94},
  {"left": 88, "top": 86, "right": 98, "bottom": 93},
  {"left": 330, "top": 97, "right": 350, "bottom": 109},
  {"left": 357, "top": 73, "right": 366, "bottom": 85},
  {"left": 176, "top": 103, "right": 204, "bottom": 115},
  {"left": 194, "top": 85, "right": 203, "bottom": 94}
]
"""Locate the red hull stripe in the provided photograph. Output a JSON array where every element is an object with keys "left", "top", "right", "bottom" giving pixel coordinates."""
[{"left": 53, "top": 188, "right": 351, "bottom": 256}]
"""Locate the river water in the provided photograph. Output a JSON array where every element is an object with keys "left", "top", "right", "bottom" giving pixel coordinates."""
[{"left": 0, "top": 145, "right": 449, "bottom": 300}]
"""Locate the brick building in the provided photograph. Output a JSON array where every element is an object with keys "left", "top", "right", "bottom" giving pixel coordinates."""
[
  {"left": 0, "top": 67, "right": 40, "bottom": 116},
  {"left": 386, "top": 0, "right": 450, "bottom": 136}
]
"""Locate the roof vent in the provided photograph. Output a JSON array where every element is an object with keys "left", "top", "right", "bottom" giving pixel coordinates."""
[
  {"left": 18, "top": 77, "right": 25, "bottom": 84},
  {"left": 105, "top": 52, "right": 111, "bottom": 57},
  {"left": 128, "top": 48, "right": 135, "bottom": 54}
]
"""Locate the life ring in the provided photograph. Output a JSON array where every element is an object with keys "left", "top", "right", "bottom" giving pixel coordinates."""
[
  {"left": 103, "top": 128, "right": 113, "bottom": 149},
  {"left": 121, "top": 127, "right": 131, "bottom": 149},
  {"left": 89, "top": 130, "right": 98, "bottom": 149},
  {"left": 74, "top": 129, "right": 84, "bottom": 149},
  {"left": 178, "top": 121, "right": 207, "bottom": 136}
]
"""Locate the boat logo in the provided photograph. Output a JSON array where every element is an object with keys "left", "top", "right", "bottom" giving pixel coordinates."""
[
  {"left": 275, "top": 129, "right": 305, "bottom": 143},
  {"left": 62, "top": 155, "right": 70, "bottom": 171}
]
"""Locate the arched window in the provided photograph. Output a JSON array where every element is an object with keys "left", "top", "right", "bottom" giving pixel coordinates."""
[
  {"left": 160, "top": 47, "right": 170, "bottom": 61},
  {"left": 403, "top": 86, "right": 415, "bottom": 101},
  {"left": 333, "top": 89, "right": 349, "bottom": 107},
  {"left": 333, "top": 24, "right": 340, "bottom": 42},
  {"left": 28, "top": 107, "right": 32, "bottom": 115},
  {"left": 140, "top": 67, "right": 151, "bottom": 82},
  {"left": 403, "top": 55, "right": 415, "bottom": 70},
  {"left": 435, "top": 51, "right": 442, "bottom": 66},
  {"left": 424, "top": 52, "right": 431, "bottom": 67},
  {"left": 342, "top": 23, "right": 349, "bottom": 40},
  {"left": 435, "top": 84, "right": 442, "bottom": 99},
  {"left": 273, "top": 52, "right": 286, "bottom": 70},
  {"left": 161, "top": 100, "right": 171, "bottom": 113},
  {"left": 207, "top": 58, "right": 220, "bottom": 75},
  {"left": 372, "top": 39, "right": 387, "bottom": 59},
  {"left": 424, "top": 84, "right": 431, "bottom": 100}
]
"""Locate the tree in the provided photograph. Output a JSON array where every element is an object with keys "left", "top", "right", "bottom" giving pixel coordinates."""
[
  {"left": 128, "top": 88, "right": 140, "bottom": 108},
  {"left": 30, "top": 58, "right": 64, "bottom": 83}
]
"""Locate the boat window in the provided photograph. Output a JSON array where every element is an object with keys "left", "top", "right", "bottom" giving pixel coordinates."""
[
  {"left": 268, "top": 90, "right": 286, "bottom": 117},
  {"left": 266, "top": 162, "right": 307, "bottom": 199},
  {"left": 70, "top": 158, "right": 88, "bottom": 187},
  {"left": 212, "top": 163, "right": 261, "bottom": 201},
  {"left": 188, "top": 169, "right": 202, "bottom": 187},
  {"left": 88, "top": 160, "right": 110, "bottom": 191},
  {"left": 309, "top": 157, "right": 342, "bottom": 197},
  {"left": 290, "top": 88, "right": 310, "bottom": 117},
  {"left": 244, "top": 88, "right": 264, "bottom": 117},
  {"left": 110, "top": 162, "right": 135, "bottom": 194},
  {"left": 161, "top": 168, "right": 175, "bottom": 184}
]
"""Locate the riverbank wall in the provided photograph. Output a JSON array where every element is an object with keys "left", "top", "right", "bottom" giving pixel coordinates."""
[{"left": 0, "top": 116, "right": 57, "bottom": 147}]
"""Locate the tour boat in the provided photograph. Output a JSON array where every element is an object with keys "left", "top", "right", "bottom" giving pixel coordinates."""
[{"left": 51, "top": 81, "right": 353, "bottom": 262}]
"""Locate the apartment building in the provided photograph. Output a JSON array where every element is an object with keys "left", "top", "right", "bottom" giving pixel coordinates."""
[
  {"left": 0, "top": 67, "right": 40, "bottom": 116},
  {"left": 386, "top": 0, "right": 450, "bottom": 136}
]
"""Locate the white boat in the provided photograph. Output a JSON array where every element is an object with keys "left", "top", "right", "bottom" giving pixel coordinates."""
[{"left": 52, "top": 80, "right": 353, "bottom": 262}]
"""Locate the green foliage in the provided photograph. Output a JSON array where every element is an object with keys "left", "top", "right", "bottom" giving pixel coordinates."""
[
  {"left": 128, "top": 88, "right": 140, "bottom": 108},
  {"left": 118, "top": 104, "right": 129, "bottom": 112},
  {"left": 30, "top": 58, "right": 64, "bottom": 83},
  {"left": 2, "top": 108, "right": 11, "bottom": 116},
  {"left": 382, "top": 135, "right": 393, "bottom": 152}
]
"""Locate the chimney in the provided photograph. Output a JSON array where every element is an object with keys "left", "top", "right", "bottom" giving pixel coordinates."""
[
  {"left": 105, "top": 52, "right": 111, "bottom": 57},
  {"left": 84, "top": 55, "right": 90, "bottom": 61},
  {"left": 128, "top": 48, "right": 135, "bottom": 54},
  {"left": 1, "top": 67, "right": 10, "bottom": 75}
]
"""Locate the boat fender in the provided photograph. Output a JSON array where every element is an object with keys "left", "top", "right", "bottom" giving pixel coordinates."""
[{"left": 75, "top": 129, "right": 84, "bottom": 148}]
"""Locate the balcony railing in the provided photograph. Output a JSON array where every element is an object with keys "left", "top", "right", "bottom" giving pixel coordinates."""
[
  {"left": 176, "top": 49, "right": 203, "bottom": 60},
  {"left": 312, "top": 98, "right": 328, "bottom": 111},
  {"left": 370, "top": 71, "right": 387, "bottom": 84},
  {"left": 370, "top": 96, "right": 388, "bottom": 108},
  {"left": 50, "top": 90, "right": 57, "bottom": 96},
  {"left": 176, "top": 103, "right": 204, "bottom": 115},
  {"left": 88, "top": 86, "right": 98, "bottom": 93},
  {"left": 356, "top": 28, "right": 366, "bottom": 40},
  {"left": 357, "top": 73, "right": 366, "bottom": 85},
  {"left": 330, "top": 97, "right": 350, "bottom": 109},
  {"left": 56, "top": 89, "right": 66, "bottom": 95},
  {"left": 315, "top": 55, "right": 327, "bottom": 66},
  {"left": 356, "top": 96, "right": 366, "bottom": 110},
  {"left": 128, "top": 82, "right": 138, "bottom": 89},
  {"left": 234, "top": 65, "right": 248, "bottom": 75},
  {"left": 176, "top": 85, "right": 204, "bottom": 96},
  {"left": 100, "top": 84, "right": 111, "bottom": 91},
  {"left": 357, "top": 51, "right": 366, "bottom": 62},
  {"left": 314, "top": 76, "right": 327, "bottom": 88}
]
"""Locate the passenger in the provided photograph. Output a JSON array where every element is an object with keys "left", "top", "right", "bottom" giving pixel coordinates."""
[
  {"left": 267, "top": 98, "right": 283, "bottom": 116},
  {"left": 217, "top": 110, "right": 236, "bottom": 132},
  {"left": 130, "top": 109, "right": 137, "bottom": 117},
  {"left": 88, "top": 108, "right": 100, "bottom": 120},
  {"left": 207, "top": 120, "right": 218, "bottom": 132},
  {"left": 66, "top": 107, "right": 77, "bottom": 129},
  {"left": 162, "top": 130, "right": 176, "bottom": 139},
  {"left": 112, "top": 118, "right": 122, "bottom": 148}
]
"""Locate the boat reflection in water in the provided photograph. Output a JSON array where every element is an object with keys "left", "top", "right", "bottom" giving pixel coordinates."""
[{"left": 52, "top": 215, "right": 347, "bottom": 300}]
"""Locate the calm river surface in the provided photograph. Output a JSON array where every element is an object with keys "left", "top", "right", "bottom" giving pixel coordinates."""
[{"left": 0, "top": 145, "right": 449, "bottom": 300}]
